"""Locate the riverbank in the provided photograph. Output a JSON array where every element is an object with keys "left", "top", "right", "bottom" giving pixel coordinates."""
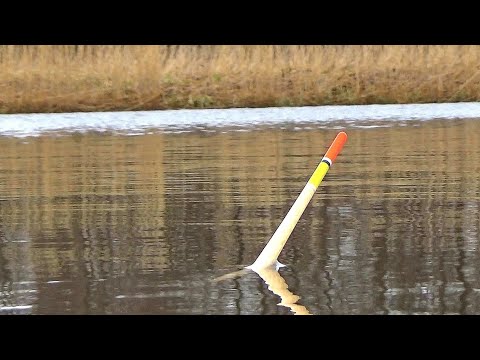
[{"left": 1, "top": 45, "right": 480, "bottom": 114}]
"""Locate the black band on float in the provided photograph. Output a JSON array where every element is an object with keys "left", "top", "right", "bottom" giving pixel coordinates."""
[{"left": 321, "top": 158, "right": 332, "bottom": 167}]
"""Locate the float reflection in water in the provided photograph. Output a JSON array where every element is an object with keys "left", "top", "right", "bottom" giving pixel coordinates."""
[
  {"left": 213, "top": 263, "right": 310, "bottom": 315},
  {"left": 252, "top": 264, "right": 311, "bottom": 315}
]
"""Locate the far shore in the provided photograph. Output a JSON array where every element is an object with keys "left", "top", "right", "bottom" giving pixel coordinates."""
[{"left": 1, "top": 45, "right": 480, "bottom": 114}]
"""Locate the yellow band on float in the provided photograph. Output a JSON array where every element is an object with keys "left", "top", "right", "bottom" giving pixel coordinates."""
[{"left": 308, "top": 160, "right": 330, "bottom": 188}]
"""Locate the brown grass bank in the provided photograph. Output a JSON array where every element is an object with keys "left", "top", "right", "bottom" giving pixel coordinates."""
[{"left": 1, "top": 45, "right": 480, "bottom": 114}]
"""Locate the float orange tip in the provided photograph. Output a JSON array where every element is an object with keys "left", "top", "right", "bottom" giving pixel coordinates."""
[{"left": 324, "top": 131, "right": 347, "bottom": 164}]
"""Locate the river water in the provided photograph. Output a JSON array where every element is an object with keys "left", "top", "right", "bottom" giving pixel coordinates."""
[{"left": 1, "top": 103, "right": 480, "bottom": 314}]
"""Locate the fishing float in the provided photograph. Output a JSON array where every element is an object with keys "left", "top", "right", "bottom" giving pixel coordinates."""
[{"left": 247, "top": 131, "right": 347, "bottom": 271}]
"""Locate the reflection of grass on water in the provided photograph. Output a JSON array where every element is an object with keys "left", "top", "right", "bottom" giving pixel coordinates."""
[{"left": 1, "top": 45, "right": 480, "bottom": 114}]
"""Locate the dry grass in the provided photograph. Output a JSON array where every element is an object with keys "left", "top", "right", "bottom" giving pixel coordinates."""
[{"left": 1, "top": 45, "right": 480, "bottom": 113}]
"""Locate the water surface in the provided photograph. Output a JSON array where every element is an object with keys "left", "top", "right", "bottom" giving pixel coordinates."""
[{"left": 1, "top": 103, "right": 480, "bottom": 314}]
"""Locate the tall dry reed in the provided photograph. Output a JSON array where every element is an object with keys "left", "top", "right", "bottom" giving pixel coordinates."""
[{"left": 1, "top": 45, "right": 480, "bottom": 113}]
